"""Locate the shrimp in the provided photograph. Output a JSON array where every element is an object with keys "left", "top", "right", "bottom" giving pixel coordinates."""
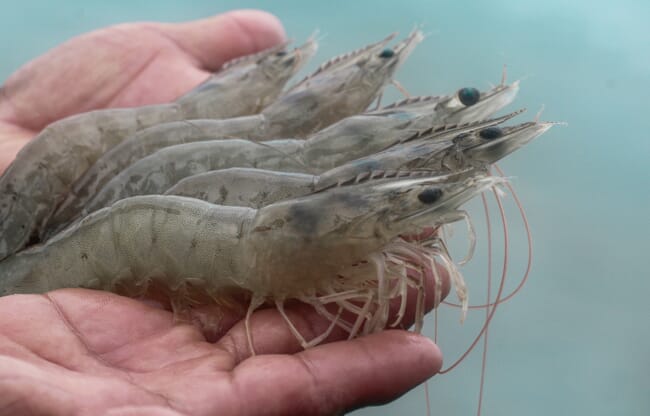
[
  {"left": 0, "top": 39, "right": 317, "bottom": 260},
  {"left": 317, "top": 118, "right": 555, "bottom": 189},
  {"left": 47, "top": 86, "right": 520, "bottom": 236},
  {"left": 260, "top": 30, "right": 424, "bottom": 138},
  {"left": 53, "top": 112, "right": 521, "bottom": 235},
  {"left": 37, "top": 31, "right": 425, "bottom": 243},
  {"left": 0, "top": 173, "right": 501, "bottom": 348},
  {"left": 55, "top": 76, "right": 518, "bottom": 231}
]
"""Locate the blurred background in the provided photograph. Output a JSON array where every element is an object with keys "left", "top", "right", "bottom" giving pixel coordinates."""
[{"left": 1, "top": 1, "right": 648, "bottom": 415}]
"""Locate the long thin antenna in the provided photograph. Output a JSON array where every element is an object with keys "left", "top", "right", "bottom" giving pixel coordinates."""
[
  {"left": 439, "top": 172, "right": 510, "bottom": 373},
  {"left": 442, "top": 164, "right": 532, "bottom": 308},
  {"left": 477, "top": 192, "right": 493, "bottom": 416}
]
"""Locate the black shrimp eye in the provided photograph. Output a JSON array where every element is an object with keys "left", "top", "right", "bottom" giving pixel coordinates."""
[
  {"left": 417, "top": 188, "right": 443, "bottom": 204},
  {"left": 378, "top": 48, "right": 395, "bottom": 58},
  {"left": 479, "top": 127, "right": 504, "bottom": 140},
  {"left": 457, "top": 87, "right": 481, "bottom": 106},
  {"left": 275, "top": 51, "right": 288, "bottom": 57}
]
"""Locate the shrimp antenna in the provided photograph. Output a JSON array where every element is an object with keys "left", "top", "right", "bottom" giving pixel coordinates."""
[
  {"left": 534, "top": 105, "right": 545, "bottom": 123},
  {"left": 440, "top": 173, "right": 510, "bottom": 373},
  {"left": 443, "top": 165, "right": 532, "bottom": 309}
]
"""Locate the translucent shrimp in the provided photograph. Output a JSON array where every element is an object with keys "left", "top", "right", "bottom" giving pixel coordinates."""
[
  {"left": 40, "top": 32, "right": 426, "bottom": 241},
  {"left": 57, "top": 113, "right": 521, "bottom": 234},
  {"left": 317, "top": 118, "right": 555, "bottom": 189},
  {"left": 54, "top": 78, "right": 518, "bottom": 231},
  {"left": 0, "top": 174, "right": 502, "bottom": 349},
  {"left": 260, "top": 30, "right": 424, "bottom": 138},
  {"left": 0, "top": 39, "right": 317, "bottom": 260}
]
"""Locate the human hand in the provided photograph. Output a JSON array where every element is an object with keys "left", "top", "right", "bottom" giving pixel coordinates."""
[
  {"left": 0, "top": 10, "right": 448, "bottom": 415},
  {"left": 0, "top": 282, "right": 446, "bottom": 415}
]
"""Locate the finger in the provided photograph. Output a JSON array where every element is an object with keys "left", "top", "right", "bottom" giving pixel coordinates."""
[
  {"left": 161, "top": 9, "right": 286, "bottom": 71},
  {"left": 233, "top": 330, "right": 442, "bottom": 416},
  {"left": 217, "top": 264, "right": 451, "bottom": 362}
]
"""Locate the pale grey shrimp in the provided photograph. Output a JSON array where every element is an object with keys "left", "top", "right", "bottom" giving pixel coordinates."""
[
  {"left": 46, "top": 116, "right": 266, "bottom": 234},
  {"left": 159, "top": 112, "right": 532, "bottom": 209},
  {"left": 286, "top": 32, "right": 397, "bottom": 90},
  {"left": 317, "top": 118, "right": 554, "bottom": 189},
  {"left": 45, "top": 101, "right": 515, "bottom": 237},
  {"left": 160, "top": 116, "right": 549, "bottom": 217},
  {"left": 260, "top": 30, "right": 424, "bottom": 138},
  {"left": 0, "top": 174, "right": 500, "bottom": 348},
  {"left": 43, "top": 33, "right": 427, "bottom": 237},
  {"left": 376, "top": 75, "right": 520, "bottom": 126},
  {"left": 303, "top": 83, "right": 521, "bottom": 170},
  {"left": 0, "top": 40, "right": 316, "bottom": 260},
  {"left": 51, "top": 112, "right": 519, "bottom": 235}
]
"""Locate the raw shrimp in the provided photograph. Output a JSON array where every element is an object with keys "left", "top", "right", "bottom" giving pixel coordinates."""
[
  {"left": 0, "top": 174, "right": 500, "bottom": 348},
  {"left": 158, "top": 117, "right": 553, "bottom": 216},
  {"left": 40, "top": 31, "right": 426, "bottom": 241},
  {"left": 260, "top": 30, "right": 424, "bottom": 138},
  {"left": 0, "top": 40, "right": 317, "bottom": 260},
  {"left": 62, "top": 113, "right": 522, "bottom": 233},
  {"left": 48, "top": 84, "right": 520, "bottom": 235},
  {"left": 317, "top": 118, "right": 555, "bottom": 189}
]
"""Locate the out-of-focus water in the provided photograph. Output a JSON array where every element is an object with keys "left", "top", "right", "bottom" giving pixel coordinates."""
[{"left": 1, "top": 1, "right": 648, "bottom": 415}]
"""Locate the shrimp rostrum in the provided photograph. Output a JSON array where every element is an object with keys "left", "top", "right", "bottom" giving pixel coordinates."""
[{"left": 0, "top": 173, "right": 500, "bottom": 346}]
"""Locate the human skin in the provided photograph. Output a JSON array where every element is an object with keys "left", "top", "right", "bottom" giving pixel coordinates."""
[{"left": 0, "top": 10, "right": 447, "bottom": 416}]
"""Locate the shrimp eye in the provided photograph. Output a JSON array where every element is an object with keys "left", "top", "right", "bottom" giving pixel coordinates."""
[
  {"left": 418, "top": 188, "right": 443, "bottom": 204},
  {"left": 275, "top": 51, "right": 288, "bottom": 57},
  {"left": 457, "top": 87, "right": 480, "bottom": 106},
  {"left": 378, "top": 48, "right": 395, "bottom": 58},
  {"left": 479, "top": 127, "right": 504, "bottom": 140}
]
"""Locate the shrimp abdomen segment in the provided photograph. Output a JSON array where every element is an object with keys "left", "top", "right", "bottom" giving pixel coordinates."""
[{"left": 0, "top": 196, "right": 255, "bottom": 296}]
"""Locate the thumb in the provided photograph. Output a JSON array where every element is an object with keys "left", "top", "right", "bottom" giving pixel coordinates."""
[{"left": 160, "top": 9, "right": 286, "bottom": 71}]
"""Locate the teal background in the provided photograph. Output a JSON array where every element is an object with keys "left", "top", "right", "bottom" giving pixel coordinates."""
[{"left": 1, "top": 1, "right": 648, "bottom": 415}]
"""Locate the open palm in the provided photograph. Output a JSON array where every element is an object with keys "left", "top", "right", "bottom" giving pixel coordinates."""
[
  {"left": 0, "top": 288, "right": 445, "bottom": 415},
  {"left": 0, "top": 10, "right": 447, "bottom": 416}
]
